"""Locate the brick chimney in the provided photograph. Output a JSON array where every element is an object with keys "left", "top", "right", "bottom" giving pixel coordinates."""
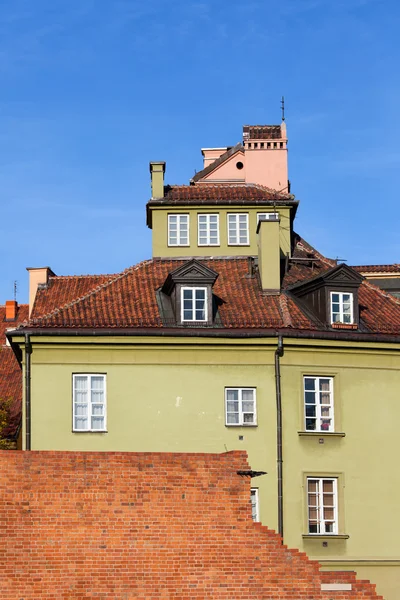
[
  {"left": 5, "top": 300, "right": 18, "bottom": 321},
  {"left": 257, "top": 215, "right": 281, "bottom": 293},
  {"left": 149, "top": 161, "right": 166, "bottom": 199}
]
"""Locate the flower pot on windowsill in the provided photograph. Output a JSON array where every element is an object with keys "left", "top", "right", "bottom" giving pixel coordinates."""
[{"left": 331, "top": 322, "right": 358, "bottom": 330}]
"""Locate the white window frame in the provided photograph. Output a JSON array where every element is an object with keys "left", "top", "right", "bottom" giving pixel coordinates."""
[
  {"left": 227, "top": 213, "right": 249, "bottom": 245},
  {"left": 304, "top": 376, "right": 334, "bottom": 432},
  {"left": 197, "top": 213, "right": 220, "bottom": 246},
  {"left": 73, "top": 374, "right": 107, "bottom": 432},
  {"left": 307, "top": 477, "right": 338, "bottom": 535},
  {"left": 181, "top": 287, "right": 207, "bottom": 322},
  {"left": 225, "top": 387, "right": 257, "bottom": 426},
  {"left": 168, "top": 214, "right": 189, "bottom": 247},
  {"left": 330, "top": 291, "right": 354, "bottom": 324},
  {"left": 251, "top": 488, "right": 260, "bottom": 522},
  {"left": 257, "top": 212, "right": 279, "bottom": 224}
]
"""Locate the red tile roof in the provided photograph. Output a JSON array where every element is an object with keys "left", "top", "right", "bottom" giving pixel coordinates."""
[
  {"left": 243, "top": 125, "right": 283, "bottom": 140},
  {"left": 12, "top": 238, "right": 400, "bottom": 337},
  {"left": 0, "top": 303, "right": 29, "bottom": 439},
  {"left": 353, "top": 264, "right": 400, "bottom": 274},
  {"left": 149, "top": 183, "right": 294, "bottom": 205}
]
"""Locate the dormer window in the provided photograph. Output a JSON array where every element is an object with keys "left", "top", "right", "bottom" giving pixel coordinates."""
[
  {"left": 181, "top": 287, "right": 207, "bottom": 322},
  {"left": 288, "top": 264, "right": 362, "bottom": 330},
  {"left": 159, "top": 259, "right": 219, "bottom": 327},
  {"left": 330, "top": 292, "right": 354, "bottom": 324}
]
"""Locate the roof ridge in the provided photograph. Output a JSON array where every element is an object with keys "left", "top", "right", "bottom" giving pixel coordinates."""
[
  {"left": 279, "top": 294, "right": 293, "bottom": 327},
  {"left": 29, "top": 259, "right": 153, "bottom": 325},
  {"left": 48, "top": 273, "right": 116, "bottom": 280},
  {"left": 297, "top": 238, "right": 336, "bottom": 268}
]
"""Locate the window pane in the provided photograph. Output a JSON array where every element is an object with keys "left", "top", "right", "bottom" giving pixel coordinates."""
[
  {"left": 227, "top": 413, "right": 239, "bottom": 424},
  {"left": 304, "top": 378, "right": 315, "bottom": 391},
  {"left": 305, "top": 405, "right": 316, "bottom": 417},
  {"left": 242, "top": 389, "right": 254, "bottom": 401},
  {"left": 195, "top": 289, "right": 205, "bottom": 300},
  {"left": 227, "top": 390, "right": 238, "bottom": 401},
  {"left": 305, "top": 391, "right": 315, "bottom": 404},
  {"left": 227, "top": 401, "right": 239, "bottom": 412},
  {"left": 183, "top": 289, "right": 193, "bottom": 300},
  {"left": 91, "top": 416, "right": 104, "bottom": 430},
  {"left": 243, "top": 413, "right": 254, "bottom": 424},
  {"left": 306, "top": 418, "right": 316, "bottom": 430}
]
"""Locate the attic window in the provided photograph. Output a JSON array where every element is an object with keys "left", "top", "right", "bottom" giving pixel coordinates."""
[
  {"left": 236, "top": 161, "right": 244, "bottom": 170},
  {"left": 181, "top": 287, "right": 207, "bottom": 322},
  {"left": 330, "top": 292, "right": 354, "bottom": 324}
]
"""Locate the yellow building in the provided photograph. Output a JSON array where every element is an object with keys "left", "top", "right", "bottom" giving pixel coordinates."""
[{"left": 9, "top": 123, "right": 400, "bottom": 599}]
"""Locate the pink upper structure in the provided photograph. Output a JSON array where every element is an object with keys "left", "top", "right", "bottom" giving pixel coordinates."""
[{"left": 193, "top": 123, "right": 289, "bottom": 192}]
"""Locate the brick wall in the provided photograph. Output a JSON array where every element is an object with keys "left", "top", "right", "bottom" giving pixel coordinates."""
[{"left": 0, "top": 450, "right": 382, "bottom": 599}]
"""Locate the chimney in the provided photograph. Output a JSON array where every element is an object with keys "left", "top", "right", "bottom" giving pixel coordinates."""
[
  {"left": 257, "top": 216, "right": 281, "bottom": 293},
  {"left": 5, "top": 300, "right": 18, "bottom": 321},
  {"left": 27, "top": 267, "right": 55, "bottom": 317},
  {"left": 149, "top": 161, "right": 166, "bottom": 199}
]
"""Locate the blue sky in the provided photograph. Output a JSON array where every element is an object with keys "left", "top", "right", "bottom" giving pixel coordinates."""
[{"left": 1, "top": 0, "right": 399, "bottom": 303}]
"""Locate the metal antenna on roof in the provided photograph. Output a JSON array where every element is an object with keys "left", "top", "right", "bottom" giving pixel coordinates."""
[
  {"left": 13, "top": 280, "right": 18, "bottom": 301},
  {"left": 281, "top": 96, "right": 285, "bottom": 122},
  {"left": 335, "top": 257, "right": 347, "bottom": 264}
]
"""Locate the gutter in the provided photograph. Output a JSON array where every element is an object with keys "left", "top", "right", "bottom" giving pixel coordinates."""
[
  {"left": 274, "top": 335, "right": 284, "bottom": 540},
  {"left": 7, "top": 327, "right": 400, "bottom": 345},
  {"left": 24, "top": 333, "right": 31, "bottom": 451}
]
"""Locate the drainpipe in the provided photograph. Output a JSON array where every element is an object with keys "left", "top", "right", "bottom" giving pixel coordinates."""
[
  {"left": 274, "top": 335, "right": 284, "bottom": 540},
  {"left": 24, "top": 333, "right": 31, "bottom": 451}
]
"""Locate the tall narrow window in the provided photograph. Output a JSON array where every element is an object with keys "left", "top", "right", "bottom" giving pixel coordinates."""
[
  {"left": 251, "top": 488, "right": 259, "bottom": 521},
  {"left": 168, "top": 214, "right": 189, "bottom": 246},
  {"left": 73, "top": 374, "right": 106, "bottom": 432},
  {"left": 304, "top": 376, "right": 334, "bottom": 432},
  {"left": 225, "top": 388, "right": 256, "bottom": 425},
  {"left": 181, "top": 287, "right": 207, "bottom": 322},
  {"left": 227, "top": 213, "right": 249, "bottom": 245},
  {"left": 330, "top": 292, "right": 353, "bottom": 324},
  {"left": 198, "top": 214, "right": 219, "bottom": 246},
  {"left": 307, "top": 478, "right": 338, "bottom": 534}
]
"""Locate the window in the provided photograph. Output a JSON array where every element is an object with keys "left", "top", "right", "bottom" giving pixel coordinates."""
[
  {"left": 250, "top": 488, "right": 259, "bottom": 521},
  {"left": 307, "top": 477, "right": 338, "bottom": 534},
  {"left": 198, "top": 214, "right": 219, "bottom": 246},
  {"left": 225, "top": 388, "right": 256, "bottom": 426},
  {"left": 73, "top": 374, "right": 106, "bottom": 432},
  {"left": 330, "top": 292, "right": 353, "bottom": 324},
  {"left": 181, "top": 287, "right": 207, "bottom": 321},
  {"left": 227, "top": 213, "right": 249, "bottom": 245},
  {"left": 304, "top": 376, "right": 334, "bottom": 432},
  {"left": 257, "top": 212, "right": 279, "bottom": 224},
  {"left": 168, "top": 214, "right": 189, "bottom": 246}
]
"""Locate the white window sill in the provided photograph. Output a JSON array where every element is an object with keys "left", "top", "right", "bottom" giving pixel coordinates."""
[
  {"left": 302, "top": 534, "right": 349, "bottom": 540},
  {"left": 298, "top": 431, "right": 346, "bottom": 438},
  {"left": 198, "top": 244, "right": 220, "bottom": 247},
  {"left": 225, "top": 424, "right": 258, "bottom": 427},
  {"left": 72, "top": 430, "right": 108, "bottom": 434},
  {"left": 168, "top": 244, "right": 190, "bottom": 248}
]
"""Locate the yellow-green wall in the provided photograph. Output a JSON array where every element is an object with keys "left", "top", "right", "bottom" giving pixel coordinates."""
[
  {"left": 17, "top": 335, "right": 400, "bottom": 600},
  {"left": 150, "top": 206, "right": 291, "bottom": 258}
]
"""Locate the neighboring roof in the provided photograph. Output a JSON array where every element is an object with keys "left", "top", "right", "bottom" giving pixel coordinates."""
[
  {"left": 159, "top": 183, "right": 292, "bottom": 203},
  {"left": 243, "top": 125, "right": 283, "bottom": 140},
  {"left": 191, "top": 143, "right": 243, "bottom": 183},
  {"left": 147, "top": 183, "right": 296, "bottom": 227},
  {"left": 11, "top": 238, "right": 400, "bottom": 337},
  {"left": 0, "top": 303, "right": 29, "bottom": 438},
  {"left": 353, "top": 264, "right": 400, "bottom": 274}
]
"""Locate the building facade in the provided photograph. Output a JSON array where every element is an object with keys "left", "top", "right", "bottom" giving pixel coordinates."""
[{"left": 9, "top": 123, "right": 400, "bottom": 599}]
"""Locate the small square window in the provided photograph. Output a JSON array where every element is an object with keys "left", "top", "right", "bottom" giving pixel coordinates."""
[
  {"left": 225, "top": 388, "right": 256, "bottom": 426},
  {"left": 307, "top": 477, "right": 338, "bottom": 534},
  {"left": 330, "top": 292, "right": 354, "bottom": 324},
  {"left": 257, "top": 212, "right": 279, "bottom": 225},
  {"left": 228, "top": 214, "right": 249, "bottom": 245},
  {"left": 73, "top": 374, "right": 106, "bottom": 432},
  {"left": 198, "top": 214, "right": 219, "bottom": 246},
  {"left": 168, "top": 214, "right": 189, "bottom": 246},
  {"left": 304, "top": 376, "right": 334, "bottom": 432},
  {"left": 181, "top": 287, "right": 207, "bottom": 322}
]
